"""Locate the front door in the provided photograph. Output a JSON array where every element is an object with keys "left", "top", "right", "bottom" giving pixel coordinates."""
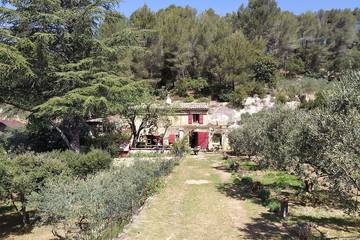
[
  {"left": 189, "top": 131, "right": 208, "bottom": 149},
  {"left": 189, "top": 132, "right": 198, "bottom": 148}
]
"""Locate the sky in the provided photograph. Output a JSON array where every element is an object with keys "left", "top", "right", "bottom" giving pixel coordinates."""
[{"left": 117, "top": 0, "right": 360, "bottom": 16}]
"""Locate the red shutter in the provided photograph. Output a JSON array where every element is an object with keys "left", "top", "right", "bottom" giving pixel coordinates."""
[
  {"left": 188, "top": 112, "right": 192, "bottom": 124},
  {"left": 199, "top": 113, "right": 204, "bottom": 124},
  {"left": 169, "top": 134, "right": 176, "bottom": 144},
  {"left": 197, "top": 132, "right": 209, "bottom": 149}
]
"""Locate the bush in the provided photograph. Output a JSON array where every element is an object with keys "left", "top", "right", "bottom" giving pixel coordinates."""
[
  {"left": 174, "top": 78, "right": 208, "bottom": 97},
  {"left": 275, "top": 91, "right": 288, "bottom": 104},
  {"left": 225, "top": 158, "right": 239, "bottom": 171},
  {"left": 266, "top": 199, "right": 281, "bottom": 212},
  {"left": 31, "top": 158, "right": 177, "bottom": 239},
  {"left": 171, "top": 138, "right": 190, "bottom": 157},
  {"left": 197, "top": 97, "right": 210, "bottom": 103},
  {"left": 258, "top": 188, "right": 271, "bottom": 203},
  {"left": 66, "top": 149, "right": 112, "bottom": 178},
  {"left": 286, "top": 57, "right": 306, "bottom": 77},
  {"left": 229, "top": 87, "right": 247, "bottom": 107},
  {"left": 128, "top": 152, "right": 166, "bottom": 158},
  {"left": 252, "top": 56, "right": 278, "bottom": 86},
  {"left": 248, "top": 81, "right": 267, "bottom": 98},
  {"left": 184, "top": 95, "right": 195, "bottom": 102}
]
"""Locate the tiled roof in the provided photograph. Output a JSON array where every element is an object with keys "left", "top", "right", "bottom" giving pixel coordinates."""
[
  {"left": 173, "top": 102, "right": 209, "bottom": 111},
  {"left": 0, "top": 119, "right": 26, "bottom": 128}
]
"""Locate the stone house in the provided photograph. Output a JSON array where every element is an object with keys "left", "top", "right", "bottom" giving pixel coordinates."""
[{"left": 137, "top": 102, "right": 230, "bottom": 151}]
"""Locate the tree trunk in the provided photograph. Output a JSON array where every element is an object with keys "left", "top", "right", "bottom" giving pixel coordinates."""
[
  {"left": 304, "top": 179, "right": 313, "bottom": 193},
  {"left": 19, "top": 194, "right": 29, "bottom": 226},
  {"left": 53, "top": 119, "right": 81, "bottom": 152},
  {"left": 280, "top": 197, "right": 289, "bottom": 218},
  {"left": 131, "top": 130, "right": 141, "bottom": 148},
  {"left": 69, "top": 127, "right": 81, "bottom": 153}
]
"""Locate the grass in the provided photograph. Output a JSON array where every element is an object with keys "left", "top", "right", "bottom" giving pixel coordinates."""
[
  {"left": 239, "top": 161, "right": 258, "bottom": 171},
  {"left": 259, "top": 171, "right": 303, "bottom": 189},
  {"left": 222, "top": 157, "right": 360, "bottom": 239},
  {"left": 125, "top": 153, "right": 248, "bottom": 240},
  {"left": 127, "top": 152, "right": 169, "bottom": 158}
]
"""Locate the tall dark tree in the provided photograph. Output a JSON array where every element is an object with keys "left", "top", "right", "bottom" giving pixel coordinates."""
[{"left": 0, "top": 0, "right": 144, "bottom": 152}]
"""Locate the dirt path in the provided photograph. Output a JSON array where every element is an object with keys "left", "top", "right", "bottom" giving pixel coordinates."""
[{"left": 123, "top": 153, "right": 248, "bottom": 240}]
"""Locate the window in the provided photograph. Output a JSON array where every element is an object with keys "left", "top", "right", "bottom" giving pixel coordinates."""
[{"left": 192, "top": 114, "right": 200, "bottom": 123}]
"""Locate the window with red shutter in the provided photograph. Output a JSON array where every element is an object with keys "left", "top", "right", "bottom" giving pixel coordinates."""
[
  {"left": 199, "top": 113, "right": 204, "bottom": 124},
  {"left": 188, "top": 112, "right": 192, "bottom": 124}
]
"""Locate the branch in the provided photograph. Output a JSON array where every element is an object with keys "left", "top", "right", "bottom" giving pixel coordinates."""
[{"left": 49, "top": 120, "right": 72, "bottom": 150}]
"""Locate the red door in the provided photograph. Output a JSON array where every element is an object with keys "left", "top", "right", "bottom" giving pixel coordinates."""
[
  {"left": 197, "top": 132, "right": 208, "bottom": 149},
  {"left": 169, "top": 133, "right": 176, "bottom": 144}
]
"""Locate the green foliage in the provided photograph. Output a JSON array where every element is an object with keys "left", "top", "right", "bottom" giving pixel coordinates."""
[
  {"left": 31, "top": 158, "right": 177, "bottom": 239},
  {"left": 275, "top": 91, "right": 288, "bottom": 104},
  {"left": 174, "top": 78, "right": 208, "bottom": 97},
  {"left": 171, "top": 138, "right": 190, "bottom": 157},
  {"left": 184, "top": 96, "right": 195, "bottom": 103},
  {"left": 276, "top": 77, "right": 330, "bottom": 97},
  {"left": 229, "top": 87, "right": 247, "bottom": 107},
  {"left": 0, "top": 148, "right": 112, "bottom": 225},
  {"left": 239, "top": 161, "right": 259, "bottom": 171},
  {"left": 65, "top": 149, "right": 113, "bottom": 179},
  {"left": 258, "top": 188, "right": 271, "bottom": 203},
  {"left": 266, "top": 199, "right": 281, "bottom": 212},
  {"left": 229, "top": 71, "right": 360, "bottom": 213},
  {"left": 130, "top": 4, "right": 156, "bottom": 29},
  {"left": 252, "top": 56, "right": 278, "bottom": 86}
]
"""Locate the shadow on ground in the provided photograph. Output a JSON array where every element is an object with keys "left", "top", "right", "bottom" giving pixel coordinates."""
[
  {"left": 0, "top": 208, "right": 37, "bottom": 239},
  {"left": 216, "top": 168, "right": 360, "bottom": 239}
]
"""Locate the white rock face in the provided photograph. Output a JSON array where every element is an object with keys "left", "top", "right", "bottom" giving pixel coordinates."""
[{"left": 208, "top": 95, "right": 277, "bottom": 126}]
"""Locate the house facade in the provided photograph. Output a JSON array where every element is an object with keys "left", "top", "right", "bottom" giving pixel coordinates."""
[{"left": 138, "top": 102, "right": 230, "bottom": 151}]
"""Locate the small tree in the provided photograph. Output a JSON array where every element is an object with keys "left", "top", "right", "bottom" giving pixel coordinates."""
[
  {"left": 252, "top": 56, "right": 278, "bottom": 86},
  {"left": 118, "top": 82, "right": 172, "bottom": 147}
]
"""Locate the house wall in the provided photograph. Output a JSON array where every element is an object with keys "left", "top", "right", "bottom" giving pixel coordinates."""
[{"left": 135, "top": 109, "right": 231, "bottom": 151}]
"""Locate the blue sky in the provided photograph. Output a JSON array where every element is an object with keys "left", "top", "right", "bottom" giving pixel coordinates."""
[{"left": 117, "top": 0, "right": 359, "bottom": 16}]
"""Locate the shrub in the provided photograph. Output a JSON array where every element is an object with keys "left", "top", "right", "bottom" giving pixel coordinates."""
[
  {"left": 171, "top": 138, "right": 190, "bottom": 157},
  {"left": 226, "top": 158, "right": 239, "bottom": 172},
  {"left": 286, "top": 57, "right": 306, "bottom": 77},
  {"left": 258, "top": 188, "right": 271, "bottom": 203},
  {"left": 184, "top": 95, "right": 195, "bottom": 103},
  {"left": 218, "top": 93, "right": 231, "bottom": 102},
  {"left": 275, "top": 91, "right": 288, "bottom": 104},
  {"left": 174, "top": 78, "right": 208, "bottom": 97},
  {"left": 196, "top": 97, "right": 210, "bottom": 103},
  {"left": 240, "top": 176, "right": 253, "bottom": 185},
  {"left": 266, "top": 199, "right": 281, "bottom": 212},
  {"left": 128, "top": 151, "right": 166, "bottom": 158},
  {"left": 31, "top": 158, "right": 177, "bottom": 239},
  {"left": 66, "top": 149, "right": 112, "bottom": 178},
  {"left": 252, "top": 56, "right": 278, "bottom": 86},
  {"left": 229, "top": 87, "right": 247, "bottom": 107}
]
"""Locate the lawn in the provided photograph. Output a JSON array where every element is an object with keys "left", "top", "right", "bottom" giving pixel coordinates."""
[
  {"left": 124, "top": 154, "right": 360, "bottom": 240},
  {"left": 124, "top": 153, "right": 249, "bottom": 240}
]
